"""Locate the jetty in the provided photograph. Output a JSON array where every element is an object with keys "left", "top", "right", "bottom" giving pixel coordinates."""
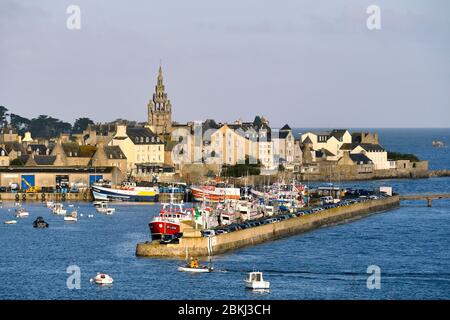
[
  {"left": 399, "top": 193, "right": 450, "bottom": 207},
  {"left": 136, "top": 195, "right": 400, "bottom": 258}
]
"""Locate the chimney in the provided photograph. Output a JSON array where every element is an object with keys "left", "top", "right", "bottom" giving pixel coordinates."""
[{"left": 116, "top": 124, "right": 127, "bottom": 137}]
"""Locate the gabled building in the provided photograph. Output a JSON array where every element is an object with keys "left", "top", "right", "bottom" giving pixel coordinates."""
[
  {"left": 300, "top": 129, "right": 352, "bottom": 156},
  {"left": 109, "top": 124, "right": 164, "bottom": 172}
]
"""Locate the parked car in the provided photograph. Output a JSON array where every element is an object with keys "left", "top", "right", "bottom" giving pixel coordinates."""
[{"left": 201, "top": 230, "right": 215, "bottom": 237}]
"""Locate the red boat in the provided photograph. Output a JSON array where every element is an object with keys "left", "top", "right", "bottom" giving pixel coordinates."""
[
  {"left": 149, "top": 201, "right": 193, "bottom": 240},
  {"left": 191, "top": 182, "right": 240, "bottom": 203}
]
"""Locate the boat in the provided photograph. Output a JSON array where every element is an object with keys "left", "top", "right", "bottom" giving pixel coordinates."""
[
  {"left": 15, "top": 207, "right": 29, "bottom": 218},
  {"left": 236, "top": 200, "right": 263, "bottom": 221},
  {"left": 149, "top": 199, "right": 193, "bottom": 241},
  {"left": 91, "top": 181, "right": 159, "bottom": 202},
  {"left": 33, "top": 216, "right": 49, "bottom": 228},
  {"left": 96, "top": 202, "right": 116, "bottom": 215},
  {"left": 244, "top": 272, "right": 270, "bottom": 290},
  {"left": 191, "top": 180, "right": 240, "bottom": 202},
  {"left": 45, "top": 201, "right": 54, "bottom": 208},
  {"left": 178, "top": 258, "right": 214, "bottom": 273},
  {"left": 90, "top": 273, "right": 113, "bottom": 285},
  {"left": 52, "top": 203, "right": 67, "bottom": 215},
  {"left": 4, "top": 220, "right": 17, "bottom": 225},
  {"left": 64, "top": 210, "right": 78, "bottom": 222}
]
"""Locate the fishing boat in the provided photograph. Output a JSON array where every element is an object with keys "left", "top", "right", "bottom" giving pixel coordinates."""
[
  {"left": 15, "top": 207, "right": 29, "bottom": 218},
  {"left": 236, "top": 200, "right": 263, "bottom": 221},
  {"left": 96, "top": 202, "right": 115, "bottom": 214},
  {"left": 149, "top": 199, "right": 193, "bottom": 241},
  {"left": 64, "top": 210, "right": 78, "bottom": 222},
  {"left": 90, "top": 273, "right": 113, "bottom": 285},
  {"left": 52, "top": 203, "right": 67, "bottom": 215},
  {"left": 191, "top": 180, "right": 240, "bottom": 203},
  {"left": 91, "top": 181, "right": 159, "bottom": 202},
  {"left": 33, "top": 216, "right": 49, "bottom": 228},
  {"left": 4, "top": 220, "right": 17, "bottom": 225},
  {"left": 244, "top": 272, "right": 270, "bottom": 290}
]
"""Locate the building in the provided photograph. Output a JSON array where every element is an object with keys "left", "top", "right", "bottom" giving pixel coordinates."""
[
  {"left": 300, "top": 129, "right": 352, "bottom": 156},
  {"left": 109, "top": 124, "right": 164, "bottom": 172},
  {"left": 340, "top": 143, "right": 388, "bottom": 170},
  {"left": 273, "top": 124, "right": 295, "bottom": 168},
  {"left": 147, "top": 66, "right": 172, "bottom": 135}
]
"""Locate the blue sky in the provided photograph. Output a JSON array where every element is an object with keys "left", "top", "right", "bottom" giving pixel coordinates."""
[{"left": 0, "top": 0, "right": 449, "bottom": 127}]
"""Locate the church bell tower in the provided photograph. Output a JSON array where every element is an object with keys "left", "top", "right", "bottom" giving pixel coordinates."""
[{"left": 148, "top": 66, "right": 172, "bottom": 135}]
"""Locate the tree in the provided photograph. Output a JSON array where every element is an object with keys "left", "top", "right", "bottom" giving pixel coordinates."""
[
  {"left": 10, "top": 113, "right": 31, "bottom": 135},
  {"left": 0, "top": 106, "right": 9, "bottom": 128},
  {"left": 72, "top": 117, "right": 94, "bottom": 133},
  {"left": 30, "top": 115, "right": 72, "bottom": 139}
]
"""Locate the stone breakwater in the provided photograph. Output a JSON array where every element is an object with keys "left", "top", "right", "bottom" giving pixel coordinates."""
[{"left": 136, "top": 195, "right": 400, "bottom": 258}]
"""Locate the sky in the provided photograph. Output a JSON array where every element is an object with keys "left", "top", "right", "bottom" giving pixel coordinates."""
[{"left": 0, "top": 0, "right": 449, "bottom": 128}]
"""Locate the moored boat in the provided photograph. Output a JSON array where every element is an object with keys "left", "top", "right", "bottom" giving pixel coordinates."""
[
  {"left": 96, "top": 202, "right": 115, "bottom": 214},
  {"left": 149, "top": 200, "right": 193, "bottom": 241},
  {"left": 15, "top": 207, "right": 29, "bottom": 218},
  {"left": 178, "top": 258, "right": 213, "bottom": 273},
  {"left": 244, "top": 272, "right": 270, "bottom": 290},
  {"left": 92, "top": 181, "right": 159, "bottom": 202},
  {"left": 64, "top": 210, "right": 78, "bottom": 222},
  {"left": 191, "top": 180, "right": 240, "bottom": 203},
  {"left": 33, "top": 216, "right": 49, "bottom": 228},
  {"left": 52, "top": 203, "right": 67, "bottom": 215},
  {"left": 90, "top": 273, "right": 113, "bottom": 285},
  {"left": 4, "top": 220, "right": 17, "bottom": 225}
]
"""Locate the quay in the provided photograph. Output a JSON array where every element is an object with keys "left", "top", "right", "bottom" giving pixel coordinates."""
[
  {"left": 136, "top": 195, "right": 400, "bottom": 258},
  {"left": 399, "top": 193, "right": 450, "bottom": 207}
]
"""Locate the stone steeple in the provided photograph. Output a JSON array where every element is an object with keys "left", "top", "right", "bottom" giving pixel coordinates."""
[{"left": 148, "top": 65, "right": 172, "bottom": 135}]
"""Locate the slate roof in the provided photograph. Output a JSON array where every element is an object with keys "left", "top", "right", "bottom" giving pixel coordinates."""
[
  {"left": 340, "top": 143, "right": 385, "bottom": 152},
  {"left": 104, "top": 146, "right": 126, "bottom": 159},
  {"left": 280, "top": 124, "right": 291, "bottom": 131},
  {"left": 27, "top": 144, "right": 47, "bottom": 155},
  {"left": 126, "top": 127, "right": 162, "bottom": 145},
  {"left": 34, "top": 155, "right": 57, "bottom": 165},
  {"left": 349, "top": 153, "right": 372, "bottom": 164},
  {"left": 330, "top": 129, "right": 348, "bottom": 140},
  {"left": 62, "top": 143, "right": 97, "bottom": 157},
  {"left": 303, "top": 136, "right": 313, "bottom": 145}
]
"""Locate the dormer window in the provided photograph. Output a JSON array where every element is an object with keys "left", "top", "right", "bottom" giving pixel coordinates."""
[
  {"left": 135, "top": 137, "right": 139, "bottom": 143},
  {"left": 140, "top": 137, "right": 144, "bottom": 143},
  {"left": 146, "top": 137, "right": 149, "bottom": 143}
]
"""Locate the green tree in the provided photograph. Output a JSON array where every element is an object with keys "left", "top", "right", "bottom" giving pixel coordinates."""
[
  {"left": 0, "top": 106, "right": 9, "bottom": 128},
  {"left": 30, "top": 115, "right": 72, "bottom": 139},
  {"left": 10, "top": 113, "right": 31, "bottom": 135},
  {"left": 72, "top": 117, "right": 94, "bottom": 133}
]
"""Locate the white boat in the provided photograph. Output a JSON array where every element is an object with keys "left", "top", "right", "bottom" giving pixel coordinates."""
[
  {"left": 177, "top": 266, "right": 213, "bottom": 273},
  {"left": 15, "top": 208, "right": 29, "bottom": 218},
  {"left": 4, "top": 220, "right": 17, "bottom": 225},
  {"left": 178, "top": 259, "right": 214, "bottom": 273},
  {"left": 52, "top": 203, "right": 67, "bottom": 215},
  {"left": 90, "top": 273, "right": 113, "bottom": 285},
  {"left": 244, "top": 272, "right": 270, "bottom": 290},
  {"left": 64, "top": 210, "right": 78, "bottom": 222},
  {"left": 45, "top": 201, "right": 54, "bottom": 208},
  {"left": 96, "top": 202, "right": 116, "bottom": 215}
]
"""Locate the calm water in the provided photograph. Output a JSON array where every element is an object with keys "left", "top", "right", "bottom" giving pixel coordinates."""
[{"left": 0, "top": 128, "right": 449, "bottom": 300}]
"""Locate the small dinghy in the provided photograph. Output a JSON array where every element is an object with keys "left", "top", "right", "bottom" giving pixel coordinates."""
[
  {"left": 244, "top": 272, "right": 270, "bottom": 290},
  {"left": 4, "top": 220, "right": 17, "bottom": 225},
  {"left": 178, "top": 258, "right": 214, "bottom": 273},
  {"left": 15, "top": 207, "right": 29, "bottom": 218},
  {"left": 90, "top": 273, "right": 113, "bottom": 285},
  {"left": 33, "top": 216, "right": 49, "bottom": 228}
]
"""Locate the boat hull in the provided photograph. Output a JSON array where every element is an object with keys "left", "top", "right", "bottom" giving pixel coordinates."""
[
  {"left": 178, "top": 266, "right": 213, "bottom": 273},
  {"left": 92, "top": 186, "right": 159, "bottom": 202},
  {"left": 149, "top": 220, "right": 180, "bottom": 240},
  {"left": 191, "top": 186, "right": 240, "bottom": 203},
  {"left": 244, "top": 281, "right": 270, "bottom": 289}
]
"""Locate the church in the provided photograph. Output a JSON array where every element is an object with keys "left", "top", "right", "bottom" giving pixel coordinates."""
[{"left": 147, "top": 66, "right": 172, "bottom": 135}]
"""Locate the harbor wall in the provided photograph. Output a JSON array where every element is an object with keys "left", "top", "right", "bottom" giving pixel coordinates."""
[{"left": 135, "top": 195, "right": 400, "bottom": 258}]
